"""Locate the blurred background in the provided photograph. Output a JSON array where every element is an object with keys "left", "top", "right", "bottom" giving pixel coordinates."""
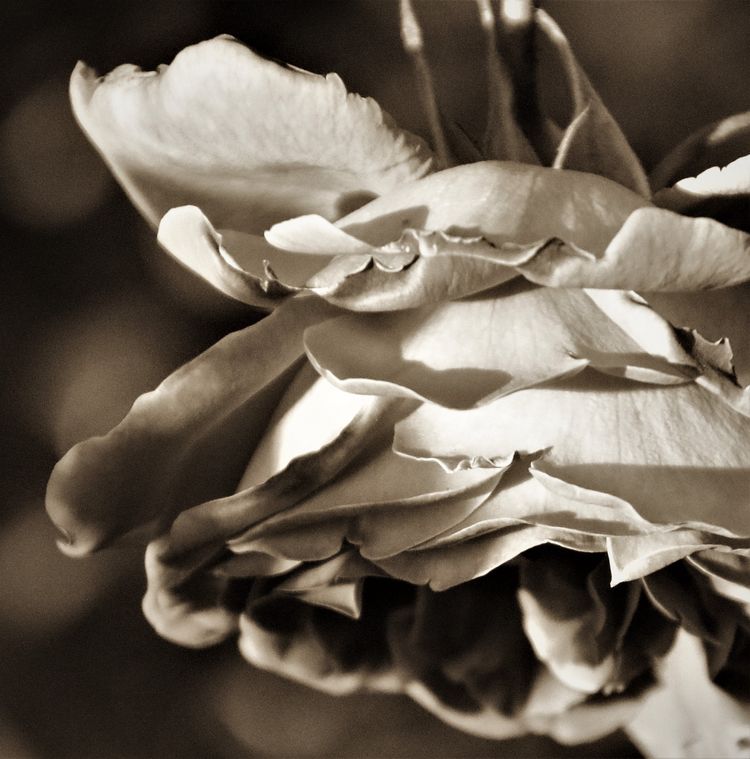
[{"left": 1, "top": 1, "right": 749, "bottom": 756}]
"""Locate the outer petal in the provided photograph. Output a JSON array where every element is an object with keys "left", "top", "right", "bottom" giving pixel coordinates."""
[
  {"left": 70, "top": 36, "right": 434, "bottom": 232},
  {"left": 395, "top": 370, "right": 750, "bottom": 539},
  {"left": 304, "top": 283, "right": 698, "bottom": 409},
  {"left": 239, "top": 582, "right": 404, "bottom": 696},
  {"left": 229, "top": 438, "right": 504, "bottom": 565},
  {"left": 386, "top": 574, "right": 537, "bottom": 719},
  {"left": 644, "top": 283, "right": 750, "bottom": 386},
  {"left": 439, "top": 206, "right": 750, "bottom": 292},
  {"left": 626, "top": 630, "right": 750, "bottom": 759},
  {"left": 265, "top": 161, "right": 648, "bottom": 309},
  {"left": 649, "top": 110, "right": 750, "bottom": 191},
  {"left": 147, "top": 366, "right": 396, "bottom": 569},
  {"left": 141, "top": 374, "right": 393, "bottom": 649},
  {"left": 332, "top": 161, "right": 647, "bottom": 249},
  {"left": 608, "top": 529, "right": 750, "bottom": 585},
  {"left": 669, "top": 154, "right": 750, "bottom": 197},
  {"left": 157, "top": 206, "right": 299, "bottom": 308},
  {"left": 534, "top": 11, "right": 650, "bottom": 196},
  {"left": 270, "top": 163, "right": 750, "bottom": 308},
  {"left": 45, "top": 296, "right": 338, "bottom": 555}
]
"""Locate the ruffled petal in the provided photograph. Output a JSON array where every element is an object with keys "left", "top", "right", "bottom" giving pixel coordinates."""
[
  {"left": 435, "top": 206, "right": 750, "bottom": 291},
  {"left": 229, "top": 439, "right": 504, "bottom": 565},
  {"left": 70, "top": 36, "right": 434, "bottom": 232},
  {"left": 157, "top": 206, "right": 299, "bottom": 308},
  {"left": 333, "top": 160, "right": 646, "bottom": 249},
  {"left": 303, "top": 230, "right": 517, "bottom": 311},
  {"left": 304, "top": 283, "right": 698, "bottom": 409},
  {"left": 644, "top": 282, "right": 750, "bottom": 385},
  {"left": 269, "top": 163, "right": 750, "bottom": 307},
  {"left": 394, "top": 370, "right": 750, "bottom": 540},
  {"left": 264, "top": 161, "right": 649, "bottom": 309},
  {"left": 375, "top": 524, "right": 604, "bottom": 591},
  {"left": 45, "top": 296, "right": 338, "bottom": 555},
  {"left": 413, "top": 462, "right": 648, "bottom": 545},
  {"left": 608, "top": 529, "right": 750, "bottom": 584}
]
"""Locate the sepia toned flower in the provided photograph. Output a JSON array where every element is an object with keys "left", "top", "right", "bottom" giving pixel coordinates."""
[{"left": 47, "top": 2, "right": 750, "bottom": 754}]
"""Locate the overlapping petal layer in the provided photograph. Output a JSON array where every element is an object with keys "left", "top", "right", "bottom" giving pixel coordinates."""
[
  {"left": 533, "top": 11, "right": 649, "bottom": 196},
  {"left": 303, "top": 283, "right": 698, "bottom": 409},
  {"left": 264, "top": 162, "right": 750, "bottom": 312},
  {"left": 71, "top": 36, "right": 434, "bottom": 232},
  {"left": 394, "top": 370, "right": 750, "bottom": 540},
  {"left": 46, "top": 296, "right": 338, "bottom": 555}
]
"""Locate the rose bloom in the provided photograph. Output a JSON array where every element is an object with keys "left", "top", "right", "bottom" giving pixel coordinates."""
[{"left": 47, "top": 3, "right": 750, "bottom": 756}]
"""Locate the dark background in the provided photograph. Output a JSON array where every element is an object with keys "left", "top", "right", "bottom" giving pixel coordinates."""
[{"left": 1, "top": 2, "right": 749, "bottom": 756}]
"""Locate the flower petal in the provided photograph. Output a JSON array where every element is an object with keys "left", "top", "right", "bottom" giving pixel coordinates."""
[
  {"left": 272, "top": 551, "right": 384, "bottom": 618},
  {"left": 652, "top": 153, "right": 750, "bottom": 248},
  {"left": 156, "top": 378, "right": 395, "bottom": 569},
  {"left": 442, "top": 207, "right": 750, "bottom": 291},
  {"left": 45, "top": 295, "right": 338, "bottom": 555},
  {"left": 157, "top": 206, "right": 298, "bottom": 308},
  {"left": 304, "top": 230, "right": 517, "bottom": 311},
  {"left": 626, "top": 630, "right": 750, "bottom": 759},
  {"left": 413, "top": 463, "right": 648, "bottom": 547},
  {"left": 608, "top": 529, "right": 750, "bottom": 584},
  {"left": 274, "top": 164, "right": 750, "bottom": 310},
  {"left": 375, "top": 524, "right": 604, "bottom": 591},
  {"left": 649, "top": 110, "right": 750, "bottom": 191},
  {"left": 672, "top": 154, "right": 750, "bottom": 197},
  {"left": 230, "top": 440, "right": 504, "bottom": 564},
  {"left": 70, "top": 36, "right": 434, "bottom": 232},
  {"left": 239, "top": 581, "right": 406, "bottom": 696},
  {"left": 266, "top": 161, "right": 649, "bottom": 310},
  {"left": 304, "top": 282, "right": 698, "bottom": 409},
  {"left": 387, "top": 572, "right": 536, "bottom": 718},
  {"left": 334, "top": 161, "right": 647, "bottom": 248},
  {"left": 141, "top": 536, "right": 241, "bottom": 648},
  {"left": 641, "top": 561, "right": 737, "bottom": 654},
  {"left": 688, "top": 548, "right": 750, "bottom": 610},
  {"left": 644, "top": 282, "right": 750, "bottom": 386},
  {"left": 534, "top": 11, "right": 649, "bottom": 196},
  {"left": 395, "top": 370, "right": 750, "bottom": 539},
  {"left": 518, "top": 554, "right": 640, "bottom": 695},
  {"left": 133, "top": 369, "right": 393, "bottom": 646}
]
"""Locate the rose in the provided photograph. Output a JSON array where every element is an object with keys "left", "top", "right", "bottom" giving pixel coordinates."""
[{"left": 47, "top": 2, "right": 750, "bottom": 754}]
